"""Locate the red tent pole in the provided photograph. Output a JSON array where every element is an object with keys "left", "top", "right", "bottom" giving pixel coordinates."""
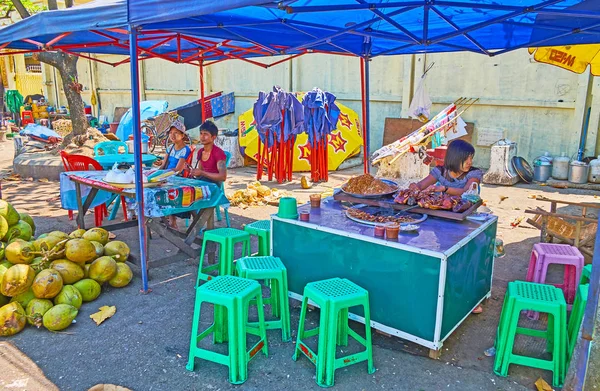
[
  {"left": 257, "top": 136, "right": 262, "bottom": 180},
  {"left": 199, "top": 59, "right": 206, "bottom": 122},
  {"left": 360, "top": 57, "right": 368, "bottom": 174}
]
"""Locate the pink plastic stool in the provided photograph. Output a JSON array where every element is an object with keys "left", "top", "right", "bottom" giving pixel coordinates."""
[{"left": 526, "top": 243, "right": 584, "bottom": 318}]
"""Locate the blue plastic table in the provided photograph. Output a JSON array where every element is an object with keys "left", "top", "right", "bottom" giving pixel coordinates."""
[{"left": 94, "top": 153, "right": 158, "bottom": 169}]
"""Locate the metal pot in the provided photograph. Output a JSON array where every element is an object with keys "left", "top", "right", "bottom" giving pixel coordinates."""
[
  {"left": 533, "top": 156, "right": 552, "bottom": 182},
  {"left": 589, "top": 155, "right": 600, "bottom": 183},
  {"left": 125, "top": 140, "right": 149, "bottom": 154},
  {"left": 568, "top": 160, "right": 589, "bottom": 184},
  {"left": 552, "top": 152, "right": 570, "bottom": 180}
]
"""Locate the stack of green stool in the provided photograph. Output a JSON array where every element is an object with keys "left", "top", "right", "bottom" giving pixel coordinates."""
[
  {"left": 293, "top": 277, "right": 375, "bottom": 387},
  {"left": 244, "top": 220, "right": 271, "bottom": 256},
  {"left": 186, "top": 275, "right": 268, "bottom": 385},
  {"left": 580, "top": 264, "right": 592, "bottom": 285},
  {"left": 236, "top": 256, "right": 291, "bottom": 342},
  {"left": 494, "top": 281, "right": 567, "bottom": 387},
  {"left": 567, "top": 283, "right": 589, "bottom": 362},
  {"left": 198, "top": 228, "right": 251, "bottom": 284}
]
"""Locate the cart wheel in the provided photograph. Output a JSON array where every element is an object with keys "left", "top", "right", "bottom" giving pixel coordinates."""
[{"left": 142, "top": 124, "right": 158, "bottom": 153}]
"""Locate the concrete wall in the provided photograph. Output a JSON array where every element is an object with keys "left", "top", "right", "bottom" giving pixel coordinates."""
[{"left": 41, "top": 49, "right": 599, "bottom": 169}]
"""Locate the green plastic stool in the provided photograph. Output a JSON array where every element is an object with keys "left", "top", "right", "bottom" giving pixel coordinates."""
[
  {"left": 236, "top": 256, "right": 291, "bottom": 342},
  {"left": 244, "top": 220, "right": 271, "bottom": 256},
  {"left": 568, "top": 283, "right": 589, "bottom": 362},
  {"left": 198, "top": 228, "right": 251, "bottom": 285},
  {"left": 293, "top": 278, "right": 375, "bottom": 388},
  {"left": 493, "top": 281, "right": 567, "bottom": 387},
  {"left": 580, "top": 264, "right": 592, "bottom": 285},
  {"left": 186, "top": 275, "right": 268, "bottom": 385}
]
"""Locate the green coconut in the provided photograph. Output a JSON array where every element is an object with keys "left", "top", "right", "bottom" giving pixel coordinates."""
[
  {"left": 69, "top": 229, "right": 86, "bottom": 239},
  {"left": 108, "top": 263, "right": 133, "bottom": 288},
  {"left": 47, "top": 231, "right": 69, "bottom": 241},
  {"left": 4, "top": 221, "right": 33, "bottom": 242},
  {"left": 82, "top": 228, "right": 109, "bottom": 246},
  {"left": 103, "top": 241, "right": 130, "bottom": 262},
  {"left": 0, "top": 200, "right": 20, "bottom": 226},
  {"left": 18, "top": 213, "right": 35, "bottom": 236},
  {"left": 0, "top": 264, "right": 35, "bottom": 297},
  {"left": 0, "top": 216, "right": 8, "bottom": 244},
  {"left": 73, "top": 279, "right": 101, "bottom": 302},
  {"left": 26, "top": 298, "right": 53, "bottom": 327},
  {"left": 5, "top": 240, "right": 35, "bottom": 265},
  {"left": 88, "top": 256, "right": 117, "bottom": 284},
  {"left": 0, "top": 302, "right": 26, "bottom": 336},
  {"left": 31, "top": 269, "right": 63, "bottom": 299},
  {"left": 33, "top": 235, "right": 63, "bottom": 252},
  {"left": 53, "top": 285, "right": 82, "bottom": 309},
  {"left": 9, "top": 288, "right": 36, "bottom": 308},
  {"left": 65, "top": 239, "right": 96, "bottom": 264},
  {"left": 49, "top": 260, "right": 84, "bottom": 285},
  {"left": 42, "top": 304, "right": 78, "bottom": 331},
  {"left": 90, "top": 241, "right": 104, "bottom": 259}
]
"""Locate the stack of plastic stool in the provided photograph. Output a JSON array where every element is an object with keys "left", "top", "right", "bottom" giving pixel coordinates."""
[
  {"left": 186, "top": 275, "right": 268, "bottom": 384},
  {"left": 197, "top": 228, "right": 251, "bottom": 284},
  {"left": 526, "top": 243, "right": 584, "bottom": 318},
  {"left": 494, "top": 281, "right": 567, "bottom": 387},
  {"left": 244, "top": 220, "right": 271, "bottom": 256},
  {"left": 567, "top": 283, "right": 589, "bottom": 362},
  {"left": 293, "top": 277, "right": 375, "bottom": 387},
  {"left": 580, "top": 264, "right": 592, "bottom": 285},
  {"left": 236, "top": 256, "right": 291, "bottom": 341}
]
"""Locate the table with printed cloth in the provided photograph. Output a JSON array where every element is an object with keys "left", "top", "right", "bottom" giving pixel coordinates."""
[{"left": 60, "top": 171, "right": 229, "bottom": 267}]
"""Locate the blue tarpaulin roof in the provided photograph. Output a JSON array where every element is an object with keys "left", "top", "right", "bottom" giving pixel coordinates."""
[{"left": 0, "top": 0, "right": 598, "bottom": 62}]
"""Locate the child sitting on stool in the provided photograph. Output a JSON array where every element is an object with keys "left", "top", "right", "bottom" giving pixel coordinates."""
[{"left": 159, "top": 117, "right": 191, "bottom": 228}]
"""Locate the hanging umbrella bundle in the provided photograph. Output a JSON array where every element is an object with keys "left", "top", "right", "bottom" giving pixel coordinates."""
[
  {"left": 253, "top": 86, "right": 304, "bottom": 183},
  {"left": 302, "top": 88, "right": 340, "bottom": 182}
]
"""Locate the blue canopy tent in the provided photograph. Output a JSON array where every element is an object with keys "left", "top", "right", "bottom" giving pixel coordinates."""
[{"left": 1, "top": 3, "right": 600, "bottom": 384}]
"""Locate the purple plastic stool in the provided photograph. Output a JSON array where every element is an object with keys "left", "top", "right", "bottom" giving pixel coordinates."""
[{"left": 526, "top": 243, "right": 584, "bottom": 319}]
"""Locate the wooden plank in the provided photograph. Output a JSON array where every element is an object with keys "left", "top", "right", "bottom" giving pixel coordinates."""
[
  {"left": 146, "top": 219, "right": 198, "bottom": 258},
  {"left": 524, "top": 209, "right": 598, "bottom": 224},
  {"left": 333, "top": 192, "right": 481, "bottom": 221},
  {"left": 535, "top": 196, "right": 600, "bottom": 209},
  {"left": 383, "top": 117, "right": 473, "bottom": 146}
]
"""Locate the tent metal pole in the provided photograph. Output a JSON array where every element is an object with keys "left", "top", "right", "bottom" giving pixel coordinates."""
[
  {"left": 566, "top": 214, "right": 600, "bottom": 389},
  {"left": 360, "top": 57, "right": 368, "bottom": 174},
  {"left": 128, "top": 27, "right": 150, "bottom": 294},
  {"left": 365, "top": 56, "right": 371, "bottom": 174},
  {"left": 200, "top": 59, "right": 205, "bottom": 122}
]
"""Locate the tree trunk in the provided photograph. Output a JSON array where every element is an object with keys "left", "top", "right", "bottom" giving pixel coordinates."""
[
  {"left": 64, "top": 0, "right": 73, "bottom": 8},
  {"left": 47, "top": 0, "right": 58, "bottom": 10},
  {"left": 34, "top": 51, "right": 87, "bottom": 146},
  {"left": 10, "top": 0, "right": 30, "bottom": 19}
]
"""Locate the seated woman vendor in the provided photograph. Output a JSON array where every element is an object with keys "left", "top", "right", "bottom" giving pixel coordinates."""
[
  {"left": 410, "top": 139, "right": 484, "bottom": 313},
  {"left": 188, "top": 120, "right": 227, "bottom": 185},
  {"left": 160, "top": 119, "right": 191, "bottom": 172},
  {"left": 409, "top": 139, "right": 482, "bottom": 196},
  {"left": 159, "top": 119, "right": 191, "bottom": 228}
]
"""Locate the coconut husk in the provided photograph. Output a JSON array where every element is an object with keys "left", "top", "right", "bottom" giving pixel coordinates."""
[{"left": 63, "top": 128, "right": 109, "bottom": 157}]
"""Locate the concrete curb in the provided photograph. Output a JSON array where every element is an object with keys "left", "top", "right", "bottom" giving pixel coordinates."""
[{"left": 13, "top": 152, "right": 64, "bottom": 180}]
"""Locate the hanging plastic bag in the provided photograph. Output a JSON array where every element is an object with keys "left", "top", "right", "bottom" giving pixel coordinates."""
[{"left": 408, "top": 73, "right": 432, "bottom": 123}]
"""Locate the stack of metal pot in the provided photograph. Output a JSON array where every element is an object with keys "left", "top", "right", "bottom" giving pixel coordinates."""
[
  {"left": 552, "top": 152, "right": 570, "bottom": 180},
  {"left": 589, "top": 156, "right": 600, "bottom": 183},
  {"left": 568, "top": 160, "right": 589, "bottom": 184},
  {"left": 533, "top": 152, "right": 553, "bottom": 182}
]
